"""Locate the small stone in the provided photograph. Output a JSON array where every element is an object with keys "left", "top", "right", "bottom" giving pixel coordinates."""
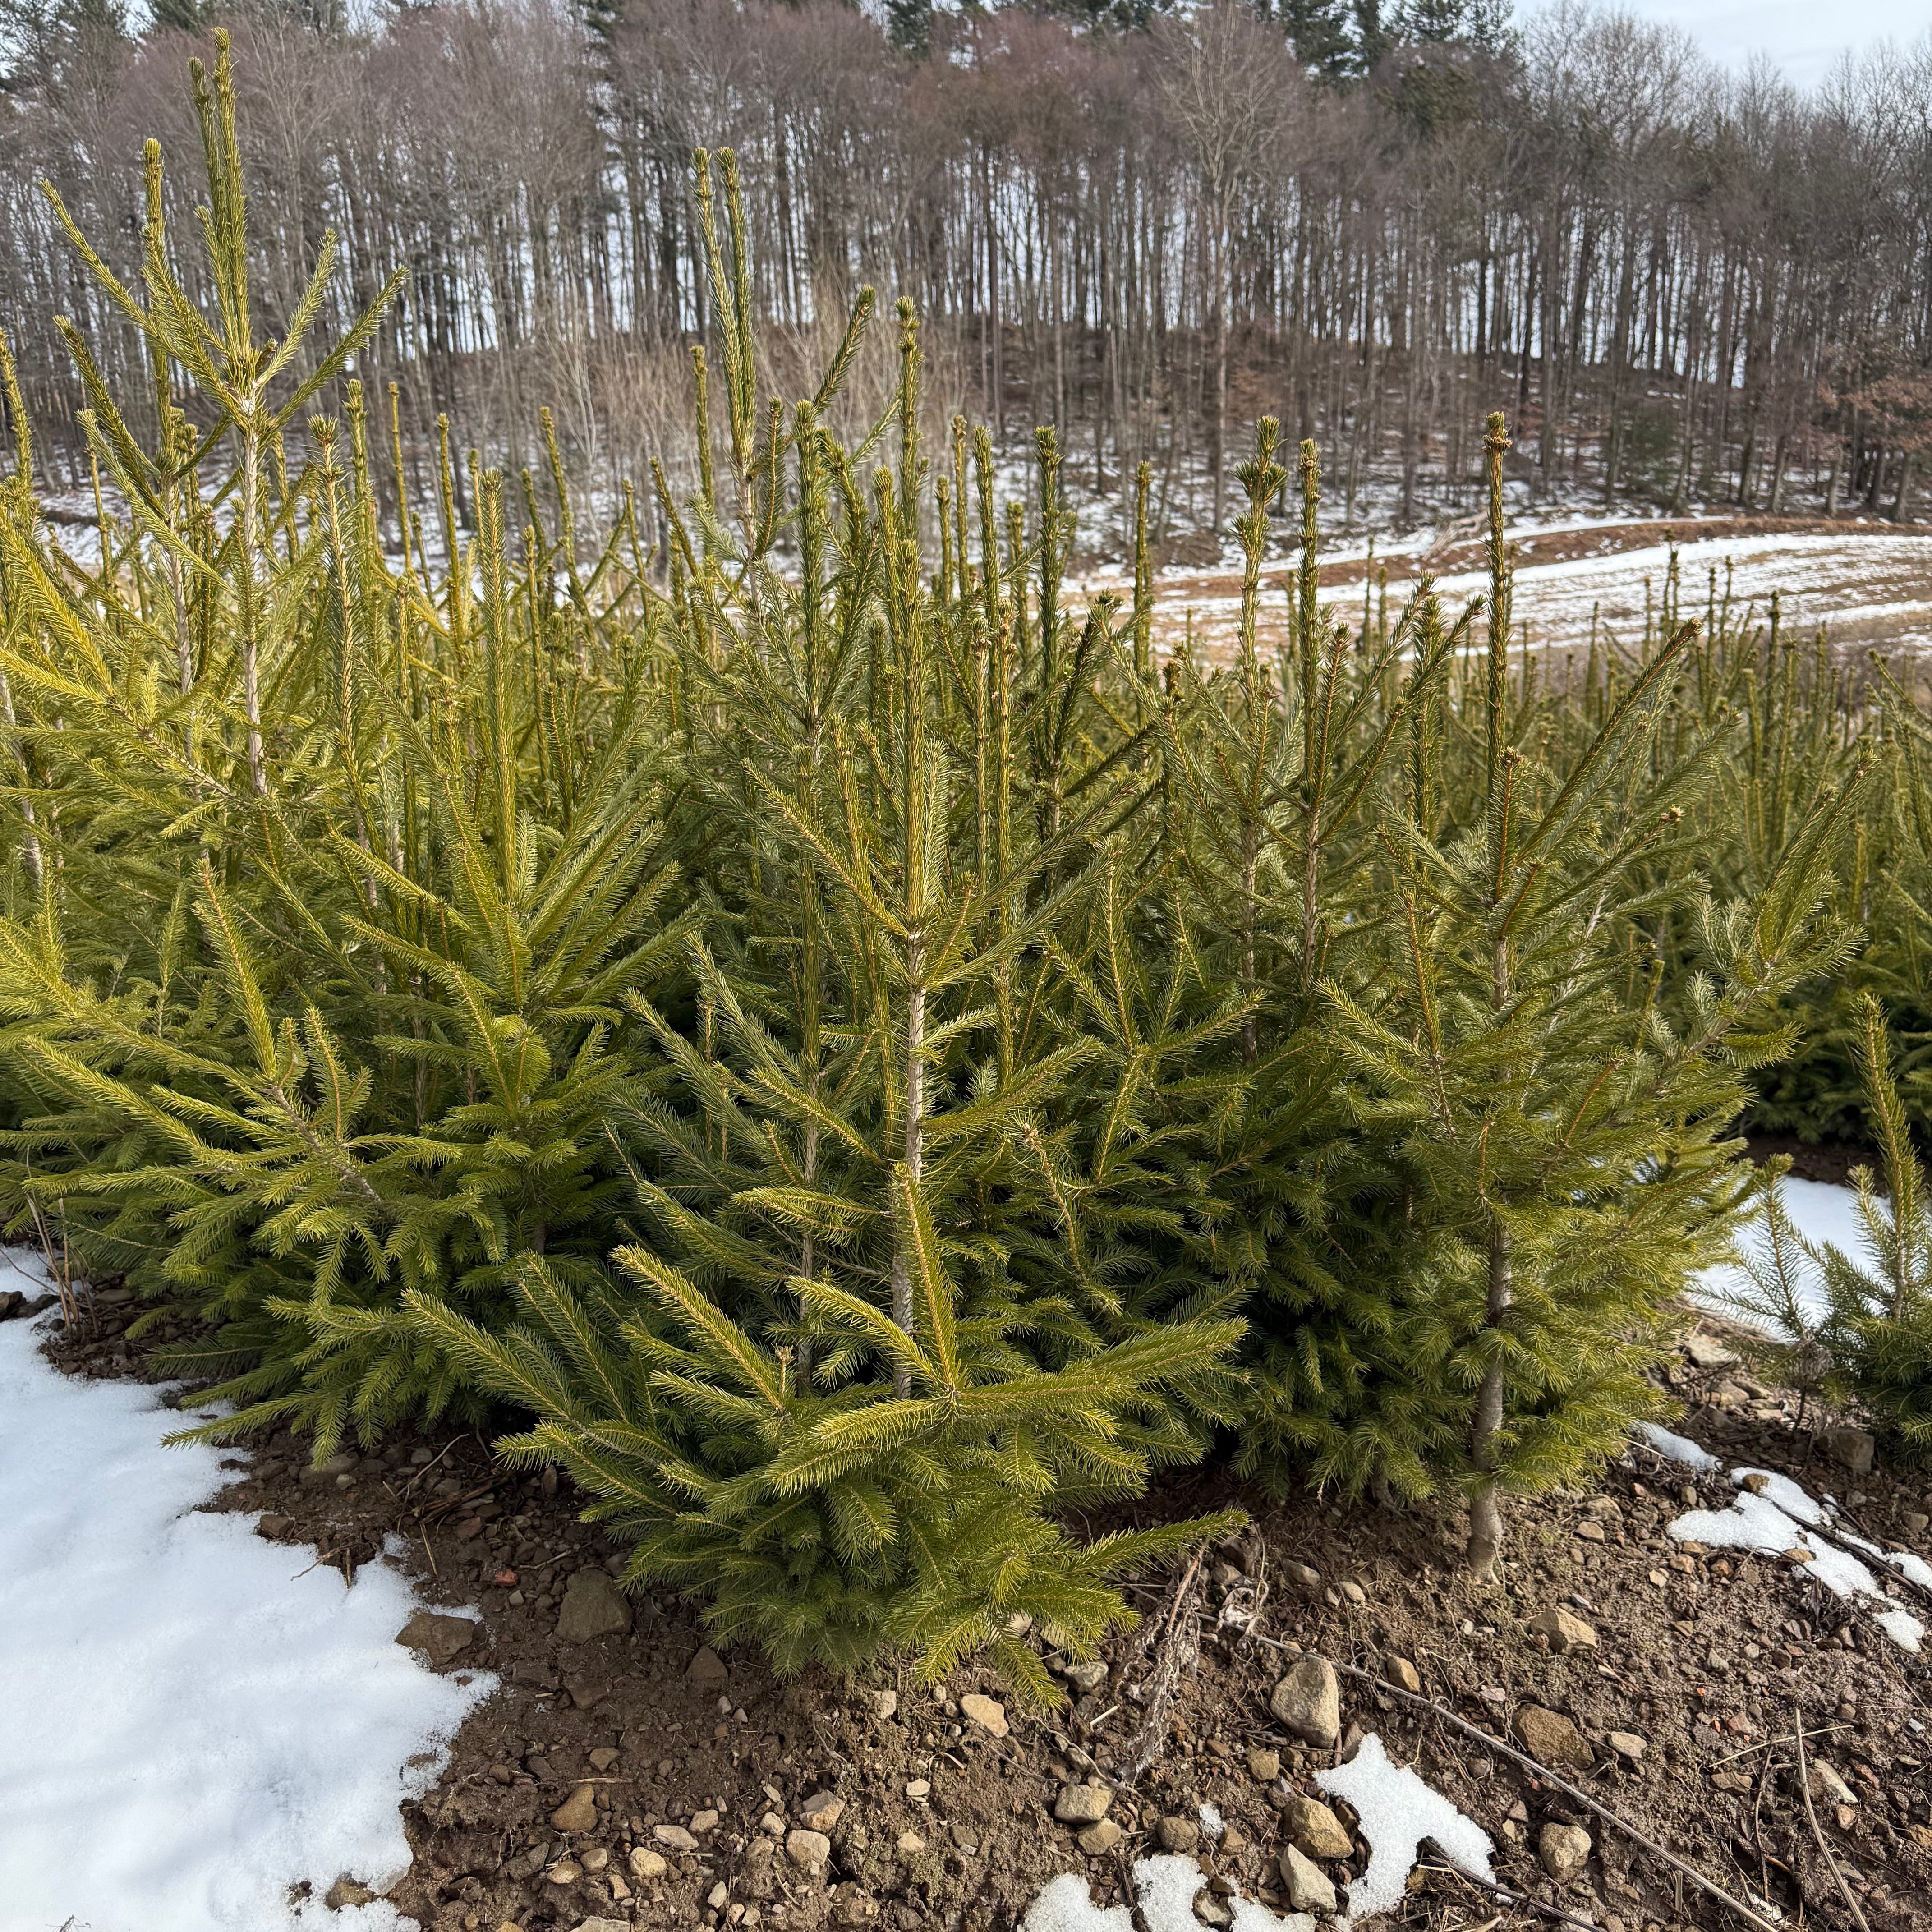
[
  {"left": 557, "top": 1569, "right": 631, "bottom": 1643},
  {"left": 1279, "top": 1559, "right": 1322, "bottom": 1594},
  {"left": 1527, "top": 1606, "right": 1600, "bottom": 1655},
  {"left": 1078, "top": 1818, "right": 1124, "bottom": 1856},
  {"left": 800, "top": 1791, "right": 845, "bottom": 1833},
  {"left": 325, "top": 1878, "right": 377, "bottom": 1909},
  {"left": 1064, "top": 1659, "right": 1109, "bottom": 1695},
  {"left": 1384, "top": 1655, "right": 1421, "bottom": 1694},
  {"left": 1054, "top": 1783, "right": 1113, "bottom": 1826},
  {"left": 257, "top": 1513, "right": 294, "bottom": 1538},
  {"left": 866, "top": 1689, "right": 899, "bottom": 1721},
  {"left": 569, "top": 1920, "right": 630, "bottom": 1932},
  {"left": 550, "top": 1784, "right": 599, "bottom": 1833},
  {"left": 787, "top": 1828, "right": 833, "bottom": 1873},
  {"left": 1903, "top": 1511, "right": 1929, "bottom": 1536},
  {"left": 905, "top": 1778, "right": 930, "bottom": 1800},
  {"left": 1824, "top": 1426, "right": 1876, "bottom": 1476},
  {"left": 1513, "top": 1706, "right": 1595, "bottom": 1773},
  {"left": 1156, "top": 1815, "right": 1200, "bottom": 1853},
  {"left": 1196, "top": 1896, "right": 1233, "bottom": 1929},
  {"left": 546, "top": 1858, "right": 583, "bottom": 1885},
  {"left": 1606, "top": 1730, "right": 1647, "bottom": 1762},
  {"left": 708, "top": 1882, "right": 731, "bottom": 1910},
  {"left": 580, "top": 1847, "right": 609, "bottom": 1873},
  {"left": 1338, "top": 1579, "right": 1366, "bottom": 1606},
  {"left": 1810, "top": 1761, "right": 1858, "bottom": 1808},
  {"left": 587, "top": 1747, "right": 620, "bottom": 1772},
  {"left": 1283, "top": 1795, "right": 1352, "bottom": 1860},
  {"left": 1278, "top": 1844, "right": 1337, "bottom": 1914},
  {"left": 686, "top": 1644, "right": 730, "bottom": 1685},
  {"left": 1538, "top": 1822, "right": 1592, "bottom": 1885},
  {"left": 395, "top": 1610, "right": 477, "bottom": 1668},
  {"left": 628, "top": 1847, "right": 667, "bottom": 1880},
  {"left": 1270, "top": 1656, "right": 1341, "bottom": 1749},
  {"left": 1246, "top": 1746, "right": 1280, "bottom": 1780},
  {"left": 960, "top": 1692, "right": 1009, "bottom": 1737},
  {"left": 690, "top": 1808, "right": 719, "bottom": 1835},
  {"left": 1575, "top": 1520, "right": 1607, "bottom": 1542},
  {"left": 654, "top": 1823, "right": 699, "bottom": 1853},
  {"left": 897, "top": 1830, "right": 927, "bottom": 1854}
]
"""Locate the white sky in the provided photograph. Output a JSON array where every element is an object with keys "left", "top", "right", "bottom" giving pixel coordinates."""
[{"left": 1602, "top": 0, "right": 1931, "bottom": 88}]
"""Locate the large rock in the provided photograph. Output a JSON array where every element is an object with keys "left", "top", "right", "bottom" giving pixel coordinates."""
[
  {"left": 1513, "top": 1706, "right": 1595, "bottom": 1773},
  {"left": 787, "top": 1828, "right": 833, "bottom": 1874},
  {"left": 960, "top": 1692, "right": 1008, "bottom": 1737},
  {"left": 1053, "top": 1783, "right": 1113, "bottom": 1826},
  {"left": 395, "top": 1610, "right": 477, "bottom": 1668},
  {"left": 1156, "top": 1815, "right": 1199, "bottom": 1854},
  {"left": 1526, "top": 1606, "right": 1599, "bottom": 1655},
  {"left": 557, "top": 1567, "right": 631, "bottom": 1643},
  {"left": 1683, "top": 1332, "right": 1740, "bottom": 1371},
  {"left": 1538, "top": 1822, "right": 1592, "bottom": 1884},
  {"left": 686, "top": 1644, "right": 730, "bottom": 1684},
  {"left": 1282, "top": 1795, "right": 1352, "bottom": 1860},
  {"left": 1270, "top": 1656, "right": 1341, "bottom": 1749},
  {"left": 1824, "top": 1426, "right": 1875, "bottom": 1476},
  {"left": 1278, "top": 1844, "right": 1337, "bottom": 1914},
  {"left": 549, "top": 1783, "right": 598, "bottom": 1833}
]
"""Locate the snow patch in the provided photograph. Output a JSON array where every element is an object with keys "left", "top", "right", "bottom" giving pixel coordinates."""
[
  {"left": 1316, "top": 1733, "right": 1496, "bottom": 1920},
  {"left": 0, "top": 1269, "right": 493, "bottom": 1932},
  {"left": 1875, "top": 1608, "right": 1927, "bottom": 1653},
  {"left": 1197, "top": 1800, "right": 1224, "bottom": 1840},
  {"left": 1657, "top": 1426, "right": 1926, "bottom": 1653},
  {"left": 1635, "top": 1421, "right": 1720, "bottom": 1471},
  {"left": 1730, "top": 1466, "right": 1831, "bottom": 1528}
]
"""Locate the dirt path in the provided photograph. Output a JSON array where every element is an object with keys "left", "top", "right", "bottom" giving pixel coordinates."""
[{"left": 1077, "top": 516, "right": 1932, "bottom": 662}]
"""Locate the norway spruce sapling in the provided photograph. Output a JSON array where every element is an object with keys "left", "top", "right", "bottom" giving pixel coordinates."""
[
  {"left": 1155, "top": 420, "right": 1455, "bottom": 1493},
  {"left": 1330, "top": 415, "right": 1861, "bottom": 1577},
  {"left": 416, "top": 276, "right": 1240, "bottom": 1688}
]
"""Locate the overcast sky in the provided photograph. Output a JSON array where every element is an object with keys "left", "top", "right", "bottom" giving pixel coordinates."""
[{"left": 1603, "top": 0, "right": 1930, "bottom": 88}]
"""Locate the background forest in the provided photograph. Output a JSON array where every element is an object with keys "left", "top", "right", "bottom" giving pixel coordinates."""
[{"left": 3, "top": 0, "right": 1932, "bottom": 553}]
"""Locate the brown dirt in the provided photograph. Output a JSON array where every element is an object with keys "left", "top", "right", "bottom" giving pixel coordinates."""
[{"left": 16, "top": 1283, "right": 1932, "bottom": 1932}]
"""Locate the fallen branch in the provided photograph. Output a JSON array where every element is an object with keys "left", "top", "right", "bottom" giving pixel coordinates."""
[
  {"left": 1249, "top": 1633, "right": 1785, "bottom": 1932},
  {"left": 1418, "top": 1860, "right": 1601, "bottom": 1932},
  {"left": 1118, "top": 1550, "right": 1204, "bottom": 1787},
  {"left": 1794, "top": 1699, "right": 1873, "bottom": 1932}
]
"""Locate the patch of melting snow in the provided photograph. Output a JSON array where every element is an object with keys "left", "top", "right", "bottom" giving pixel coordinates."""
[
  {"left": 1635, "top": 1421, "right": 1721, "bottom": 1471},
  {"left": 1650, "top": 1427, "right": 1925, "bottom": 1653},
  {"left": 1316, "top": 1734, "right": 1496, "bottom": 1919},
  {"left": 1022, "top": 1738, "right": 1488, "bottom": 1931},
  {"left": 0, "top": 1260, "right": 493, "bottom": 1932},
  {"left": 1196, "top": 1800, "right": 1224, "bottom": 1840}
]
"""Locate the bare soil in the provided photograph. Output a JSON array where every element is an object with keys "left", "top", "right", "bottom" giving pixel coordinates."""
[{"left": 21, "top": 1286, "right": 1932, "bottom": 1932}]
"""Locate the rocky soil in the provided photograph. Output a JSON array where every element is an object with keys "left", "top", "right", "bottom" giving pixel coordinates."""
[{"left": 13, "top": 1287, "right": 1932, "bottom": 1932}]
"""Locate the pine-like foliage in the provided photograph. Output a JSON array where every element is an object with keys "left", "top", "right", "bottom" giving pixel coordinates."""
[
  {"left": 1320, "top": 419, "right": 1863, "bottom": 1572},
  {"left": 0, "top": 39, "right": 694, "bottom": 1453},
  {"left": 0, "top": 38, "right": 1904, "bottom": 1688}
]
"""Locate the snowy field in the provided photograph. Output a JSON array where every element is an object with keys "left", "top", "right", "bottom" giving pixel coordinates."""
[
  {"left": 0, "top": 1251, "right": 491, "bottom": 1932},
  {"left": 1082, "top": 524, "right": 1932, "bottom": 662}
]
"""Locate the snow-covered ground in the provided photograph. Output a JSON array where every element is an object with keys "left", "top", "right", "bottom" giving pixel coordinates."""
[
  {"left": 1082, "top": 524, "right": 1932, "bottom": 662},
  {"left": 1692, "top": 1175, "right": 1868, "bottom": 1331},
  {"left": 0, "top": 1251, "right": 492, "bottom": 1932}
]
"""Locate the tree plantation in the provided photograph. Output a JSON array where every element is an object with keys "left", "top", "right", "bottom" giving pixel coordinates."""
[{"left": 0, "top": 34, "right": 1928, "bottom": 1731}]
